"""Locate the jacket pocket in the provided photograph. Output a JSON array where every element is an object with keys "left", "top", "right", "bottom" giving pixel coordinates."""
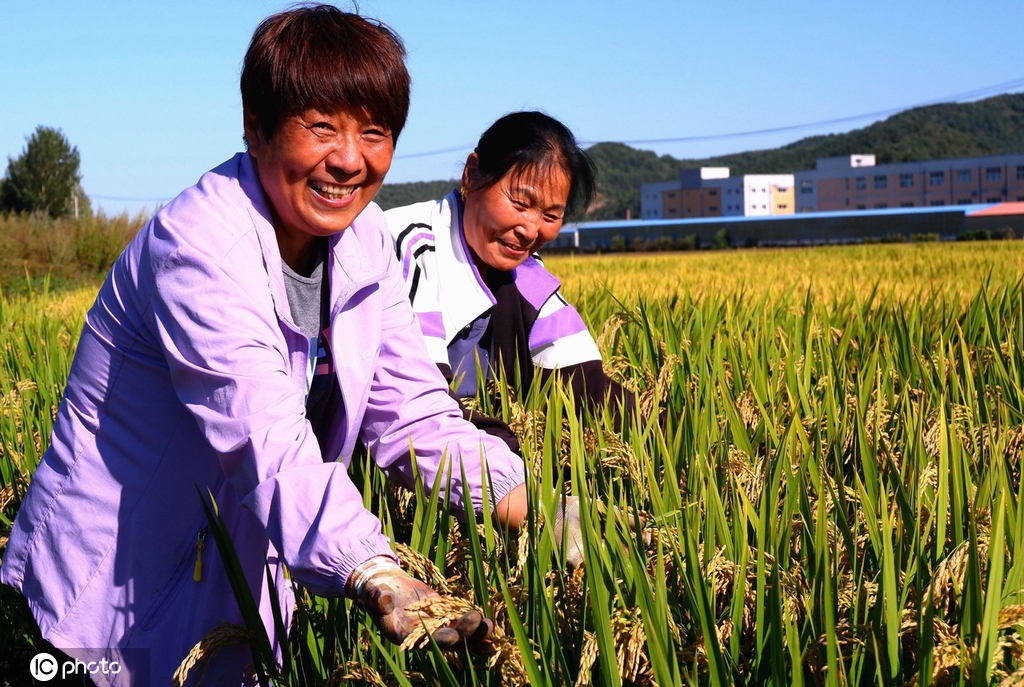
[{"left": 134, "top": 525, "right": 208, "bottom": 635}]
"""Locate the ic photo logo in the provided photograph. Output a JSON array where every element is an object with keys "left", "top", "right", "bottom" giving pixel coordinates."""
[
  {"left": 30, "top": 651, "right": 123, "bottom": 682},
  {"left": 29, "top": 652, "right": 59, "bottom": 681}
]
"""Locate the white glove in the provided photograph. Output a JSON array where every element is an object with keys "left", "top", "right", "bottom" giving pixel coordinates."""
[
  {"left": 552, "top": 496, "right": 649, "bottom": 570},
  {"left": 553, "top": 496, "right": 585, "bottom": 569}
]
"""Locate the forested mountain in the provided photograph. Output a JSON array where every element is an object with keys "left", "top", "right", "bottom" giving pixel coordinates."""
[
  {"left": 375, "top": 178, "right": 458, "bottom": 212},
  {"left": 376, "top": 92, "right": 1024, "bottom": 220}
]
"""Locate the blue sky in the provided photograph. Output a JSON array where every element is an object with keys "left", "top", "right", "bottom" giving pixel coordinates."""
[{"left": 2, "top": 1, "right": 1023, "bottom": 216}]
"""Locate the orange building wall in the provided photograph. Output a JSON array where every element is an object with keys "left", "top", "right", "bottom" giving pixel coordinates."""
[
  {"left": 817, "top": 178, "right": 848, "bottom": 211},
  {"left": 702, "top": 188, "right": 722, "bottom": 216},
  {"left": 771, "top": 184, "right": 795, "bottom": 215},
  {"left": 1011, "top": 163, "right": 1024, "bottom": 201},
  {"left": 661, "top": 189, "right": 682, "bottom": 218},
  {"left": 682, "top": 189, "right": 702, "bottom": 217}
]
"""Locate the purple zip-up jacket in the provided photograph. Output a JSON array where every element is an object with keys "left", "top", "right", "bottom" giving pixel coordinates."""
[{"left": 1, "top": 153, "right": 525, "bottom": 686}]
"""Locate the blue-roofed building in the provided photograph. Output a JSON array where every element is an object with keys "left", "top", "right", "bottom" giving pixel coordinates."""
[{"left": 551, "top": 202, "right": 1024, "bottom": 251}]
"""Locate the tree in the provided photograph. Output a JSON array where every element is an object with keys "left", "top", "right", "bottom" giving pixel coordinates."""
[{"left": 1, "top": 125, "right": 83, "bottom": 218}]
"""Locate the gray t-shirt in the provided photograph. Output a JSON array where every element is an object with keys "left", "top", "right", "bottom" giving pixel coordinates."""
[{"left": 281, "top": 241, "right": 339, "bottom": 452}]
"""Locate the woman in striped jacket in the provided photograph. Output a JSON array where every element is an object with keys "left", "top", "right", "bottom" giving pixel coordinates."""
[{"left": 385, "top": 111, "right": 635, "bottom": 432}]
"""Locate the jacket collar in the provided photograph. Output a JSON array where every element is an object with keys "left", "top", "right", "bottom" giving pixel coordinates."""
[
  {"left": 440, "top": 190, "right": 499, "bottom": 333},
  {"left": 327, "top": 218, "right": 388, "bottom": 308}
]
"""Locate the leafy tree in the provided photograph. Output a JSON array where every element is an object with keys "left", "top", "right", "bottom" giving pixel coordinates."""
[{"left": 1, "top": 126, "right": 83, "bottom": 218}]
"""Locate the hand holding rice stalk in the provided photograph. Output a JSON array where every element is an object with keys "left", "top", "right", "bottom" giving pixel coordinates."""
[{"left": 349, "top": 556, "right": 494, "bottom": 652}]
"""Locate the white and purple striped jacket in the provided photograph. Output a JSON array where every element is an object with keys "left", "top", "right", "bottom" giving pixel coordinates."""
[{"left": 385, "top": 191, "right": 618, "bottom": 408}]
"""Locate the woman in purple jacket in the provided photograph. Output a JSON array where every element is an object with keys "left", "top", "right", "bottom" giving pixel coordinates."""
[{"left": 1, "top": 6, "right": 529, "bottom": 685}]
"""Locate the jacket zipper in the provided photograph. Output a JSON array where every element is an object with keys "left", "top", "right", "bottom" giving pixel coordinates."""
[{"left": 193, "top": 527, "right": 207, "bottom": 582}]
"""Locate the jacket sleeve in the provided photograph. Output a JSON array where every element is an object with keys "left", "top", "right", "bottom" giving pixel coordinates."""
[
  {"left": 529, "top": 289, "right": 603, "bottom": 369},
  {"left": 148, "top": 239, "right": 396, "bottom": 597},
  {"left": 529, "top": 291, "right": 644, "bottom": 428},
  {"left": 357, "top": 236, "right": 526, "bottom": 518},
  {"left": 447, "top": 387, "right": 522, "bottom": 456}
]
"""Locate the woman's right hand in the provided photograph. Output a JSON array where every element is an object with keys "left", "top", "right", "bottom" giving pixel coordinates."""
[{"left": 349, "top": 557, "right": 493, "bottom": 651}]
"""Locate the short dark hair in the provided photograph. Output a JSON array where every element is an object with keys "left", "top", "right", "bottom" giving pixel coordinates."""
[
  {"left": 466, "top": 111, "right": 596, "bottom": 220},
  {"left": 241, "top": 4, "right": 410, "bottom": 143}
]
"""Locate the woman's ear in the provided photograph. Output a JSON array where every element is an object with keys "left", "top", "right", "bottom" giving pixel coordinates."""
[
  {"left": 243, "top": 108, "right": 263, "bottom": 158},
  {"left": 461, "top": 152, "right": 479, "bottom": 194}
]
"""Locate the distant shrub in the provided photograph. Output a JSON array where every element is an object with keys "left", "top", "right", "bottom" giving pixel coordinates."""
[
  {"left": 864, "top": 233, "right": 909, "bottom": 244},
  {"left": 712, "top": 228, "right": 730, "bottom": 250},
  {"left": 957, "top": 229, "right": 993, "bottom": 242},
  {"left": 0, "top": 211, "right": 144, "bottom": 293},
  {"left": 653, "top": 236, "right": 675, "bottom": 251},
  {"left": 677, "top": 234, "right": 698, "bottom": 251},
  {"left": 909, "top": 233, "right": 940, "bottom": 242}
]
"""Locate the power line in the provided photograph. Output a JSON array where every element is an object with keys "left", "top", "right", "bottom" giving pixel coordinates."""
[
  {"left": 605, "top": 76, "right": 1024, "bottom": 147},
  {"left": 92, "top": 76, "right": 1024, "bottom": 200},
  {"left": 92, "top": 194, "right": 172, "bottom": 202},
  {"left": 393, "top": 76, "right": 1024, "bottom": 158}
]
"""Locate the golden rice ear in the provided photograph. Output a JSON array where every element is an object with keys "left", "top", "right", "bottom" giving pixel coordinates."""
[
  {"left": 173, "top": 624, "right": 255, "bottom": 687},
  {"left": 398, "top": 596, "right": 487, "bottom": 651}
]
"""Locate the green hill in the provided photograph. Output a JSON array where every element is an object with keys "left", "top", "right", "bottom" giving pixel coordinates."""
[{"left": 376, "top": 92, "right": 1024, "bottom": 220}]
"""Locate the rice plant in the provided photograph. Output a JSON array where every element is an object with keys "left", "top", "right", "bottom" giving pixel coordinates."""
[{"left": 4, "top": 242, "right": 1024, "bottom": 685}]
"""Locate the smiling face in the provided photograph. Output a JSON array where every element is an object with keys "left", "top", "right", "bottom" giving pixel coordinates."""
[
  {"left": 460, "top": 155, "right": 571, "bottom": 275},
  {"left": 245, "top": 107, "right": 393, "bottom": 270}
]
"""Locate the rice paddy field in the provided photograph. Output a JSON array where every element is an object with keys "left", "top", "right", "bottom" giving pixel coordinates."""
[{"left": 4, "top": 240, "right": 1024, "bottom": 685}]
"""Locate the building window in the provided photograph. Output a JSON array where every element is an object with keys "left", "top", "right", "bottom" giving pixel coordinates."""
[
  {"left": 986, "top": 196, "right": 1002, "bottom": 203},
  {"left": 856, "top": 177, "right": 866, "bottom": 190},
  {"left": 667, "top": 208, "right": 677, "bottom": 215},
  {"left": 856, "top": 204, "right": 866, "bottom": 210},
  {"left": 929, "top": 171, "right": 945, "bottom": 186},
  {"left": 709, "top": 190, "right": 718, "bottom": 196},
  {"left": 900, "top": 173, "right": 914, "bottom": 188},
  {"left": 956, "top": 198, "right": 971, "bottom": 205},
  {"left": 957, "top": 169, "right": 971, "bottom": 183},
  {"left": 986, "top": 167, "right": 1002, "bottom": 182},
  {"left": 930, "top": 200, "right": 945, "bottom": 206},
  {"left": 875, "top": 203, "right": 888, "bottom": 209},
  {"left": 874, "top": 175, "right": 887, "bottom": 189},
  {"left": 667, "top": 192, "right": 676, "bottom": 199},
  {"left": 900, "top": 201, "right": 915, "bottom": 207},
  {"left": 708, "top": 206, "right": 718, "bottom": 213},
  {"left": 1017, "top": 166, "right": 1024, "bottom": 180},
  {"left": 801, "top": 180, "right": 813, "bottom": 194}
]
